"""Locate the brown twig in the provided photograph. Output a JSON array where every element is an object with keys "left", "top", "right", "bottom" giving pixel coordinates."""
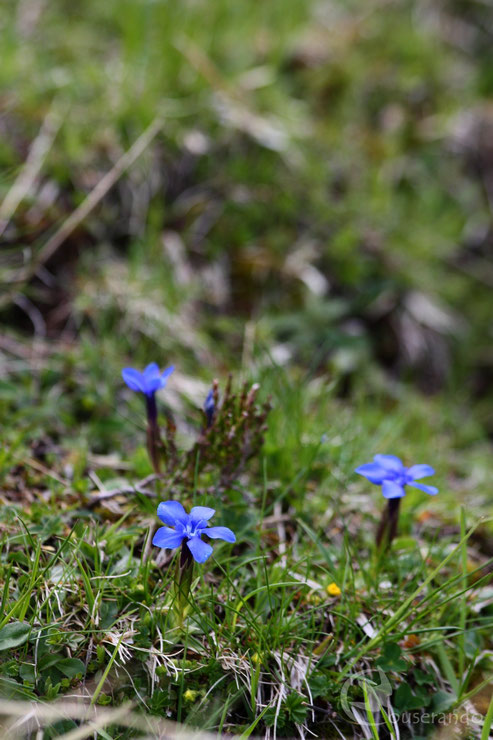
[
  {"left": 1, "top": 116, "right": 164, "bottom": 308},
  {"left": 87, "top": 474, "right": 161, "bottom": 508},
  {"left": 0, "top": 102, "right": 66, "bottom": 238}
]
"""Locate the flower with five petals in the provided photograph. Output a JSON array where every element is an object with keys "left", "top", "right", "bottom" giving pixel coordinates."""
[
  {"left": 152, "top": 501, "right": 236, "bottom": 563},
  {"left": 122, "top": 363, "right": 174, "bottom": 397},
  {"left": 355, "top": 454, "right": 438, "bottom": 499}
]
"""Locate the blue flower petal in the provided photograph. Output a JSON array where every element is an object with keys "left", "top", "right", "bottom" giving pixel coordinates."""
[
  {"left": 157, "top": 501, "right": 189, "bottom": 527},
  {"left": 382, "top": 480, "right": 406, "bottom": 499},
  {"left": 186, "top": 536, "right": 213, "bottom": 563},
  {"left": 204, "top": 389, "right": 214, "bottom": 411},
  {"left": 190, "top": 506, "right": 215, "bottom": 524},
  {"left": 122, "top": 368, "right": 145, "bottom": 393},
  {"left": 355, "top": 463, "right": 388, "bottom": 484},
  {"left": 144, "top": 362, "right": 160, "bottom": 377},
  {"left": 204, "top": 389, "right": 215, "bottom": 424},
  {"left": 152, "top": 526, "right": 185, "bottom": 549},
  {"left": 204, "top": 526, "right": 236, "bottom": 543},
  {"left": 374, "top": 455, "right": 405, "bottom": 473},
  {"left": 159, "top": 365, "right": 174, "bottom": 386},
  {"left": 407, "top": 464, "right": 435, "bottom": 480},
  {"left": 409, "top": 482, "right": 439, "bottom": 496}
]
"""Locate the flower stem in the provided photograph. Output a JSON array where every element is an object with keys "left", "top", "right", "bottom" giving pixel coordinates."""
[
  {"left": 145, "top": 394, "right": 162, "bottom": 474},
  {"left": 376, "top": 498, "right": 401, "bottom": 549},
  {"left": 173, "top": 541, "right": 194, "bottom": 628}
]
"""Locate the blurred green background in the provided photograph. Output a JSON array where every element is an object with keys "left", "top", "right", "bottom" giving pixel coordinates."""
[{"left": 1, "top": 0, "right": 493, "bottom": 458}]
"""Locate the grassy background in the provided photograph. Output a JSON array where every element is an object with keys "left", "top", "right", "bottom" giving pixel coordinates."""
[{"left": 1, "top": 0, "right": 493, "bottom": 737}]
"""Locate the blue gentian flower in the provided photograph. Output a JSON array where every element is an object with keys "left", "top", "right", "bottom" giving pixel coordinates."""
[
  {"left": 355, "top": 454, "right": 438, "bottom": 499},
  {"left": 122, "top": 363, "right": 174, "bottom": 397},
  {"left": 204, "top": 389, "right": 215, "bottom": 427},
  {"left": 152, "top": 501, "right": 236, "bottom": 563}
]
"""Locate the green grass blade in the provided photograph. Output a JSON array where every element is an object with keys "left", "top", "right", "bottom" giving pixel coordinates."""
[{"left": 481, "top": 689, "right": 493, "bottom": 740}]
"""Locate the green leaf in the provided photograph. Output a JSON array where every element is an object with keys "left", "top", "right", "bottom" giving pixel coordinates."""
[
  {"left": 0, "top": 659, "right": 19, "bottom": 677},
  {"left": 376, "top": 643, "right": 407, "bottom": 672},
  {"left": 37, "top": 654, "right": 85, "bottom": 679},
  {"left": 284, "top": 692, "right": 308, "bottom": 724},
  {"left": 432, "top": 690, "right": 456, "bottom": 713},
  {"left": 100, "top": 601, "right": 119, "bottom": 630},
  {"left": 394, "top": 683, "right": 427, "bottom": 712},
  {"left": 7, "top": 552, "right": 29, "bottom": 567},
  {"left": 96, "top": 693, "right": 112, "bottom": 706},
  {"left": 463, "top": 629, "right": 483, "bottom": 659},
  {"left": 0, "top": 676, "right": 36, "bottom": 699},
  {"left": 38, "top": 653, "right": 63, "bottom": 672},
  {"left": 392, "top": 536, "right": 418, "bottom": 550},
  {"left": 238, "top": 703, "right": 275, "bottom": 739},
  {"left": 308, "top": 671, "right": 330, "bottom": 699},
  {"left": 413, "top": 685, "right": 431, "bottom": 707},
  {"left": 19, "top": 663, "right": 35, "bottom": 683},
  {"left": 414, "top": 669, "right": 434, "bottom": 686},
  {"left": 0, "top": 621, "right": 30, "bottom": 651},
  {"left": 264, "top": 707, "right": 285, "bottom": 729},
  {"left": 57, "top": 658, "right": 85, "bottom": 678}
]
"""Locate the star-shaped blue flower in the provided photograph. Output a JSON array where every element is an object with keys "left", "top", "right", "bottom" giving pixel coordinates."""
[
  {"left": 122, "top": 363, "right": 174, "bottom": 397},
  {"left": 152, "top": 501, "right": 236, "bottom": 563},
  {"left": 355, "top": 454, "right": 438, "bottom": 499}
]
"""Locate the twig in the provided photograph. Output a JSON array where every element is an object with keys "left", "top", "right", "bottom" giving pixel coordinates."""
[
  {"left": 87, "top": 474, "right": 160, "bottom": 508},
  {"left": 2, "top": 116, "right": 164, "bottom": 308},
  {"left": 23, "top": 457, "right": 70, "bottom": 486},
  {"left": 0, "top": 334, "right": 36, "bottom": 359},
  {"left": 0, "top": 102, "right": 66, "bottom": 238}
]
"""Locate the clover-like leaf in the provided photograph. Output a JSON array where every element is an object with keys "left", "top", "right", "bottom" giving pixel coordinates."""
[{"left": 376, "top": 643, "right": 407, "bottom": 672}]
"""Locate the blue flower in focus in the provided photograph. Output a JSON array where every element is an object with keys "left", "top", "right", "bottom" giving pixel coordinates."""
[
  {"left": 122, "top": 363, "right": 174, "bottom": 397},
  {"left": 152, "top": 501, "right": 236, "bottom": 563},
  {"left": 355, "top": 454, "right": 438, "bottom": 499},
  {"left": 204, "top": 389, "right": 215, "bottom": 426}
]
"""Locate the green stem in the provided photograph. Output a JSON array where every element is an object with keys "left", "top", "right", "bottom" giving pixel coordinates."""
[
  {"left": 174, "top": 542, "right": 194, "bottom": 628},
  {"left": 481, "top": 689, "right": 493, "bottom": 740},
  {"left": 145, "top": 394, "right": 163, "bottom": 474}
]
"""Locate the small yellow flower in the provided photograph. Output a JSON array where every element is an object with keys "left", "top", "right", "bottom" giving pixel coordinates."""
[
  {"left": 251, "top": 652, "right": 262, "bottom": 665},
  {"left": 327, "top": 582, "right": 341, "bottom": 597},
  {"left": 183, "top": 689, "right": 198, "bottom": 702}
]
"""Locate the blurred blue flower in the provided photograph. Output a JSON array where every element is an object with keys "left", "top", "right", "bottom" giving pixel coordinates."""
[
  {"left": 152, "top": 501, "right": 236, "bottom": 563},
  {"left": 355, "top": 454, "right": 438, "bottom": 499},
  {"left": 204, "top": 389, "right": 215, "bottom": 427},
  {"left": 122, "top": 363, "right": 174, "bottom": 397}
]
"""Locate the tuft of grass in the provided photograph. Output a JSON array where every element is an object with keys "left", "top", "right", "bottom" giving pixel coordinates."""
[{"left": 1, "top": 362, "right": 492, "bottom": 737}]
